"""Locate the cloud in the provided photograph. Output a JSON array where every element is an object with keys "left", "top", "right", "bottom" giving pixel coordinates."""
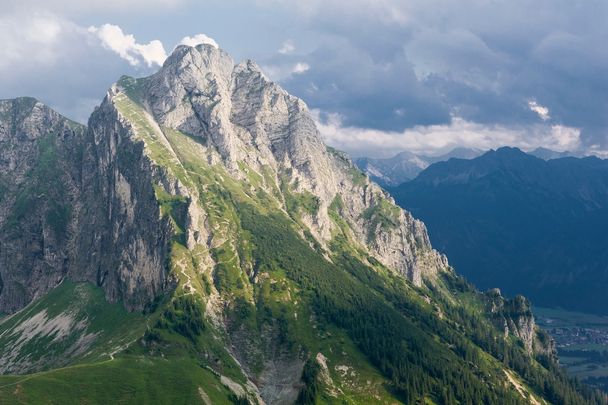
[
  {"left": 88, "top": 24, "right": 167, "bottom": 67},
  {"left": 1, "top": 0, "right": 607, "bottom": 157},
  {"left": 528, "top": 101, "right": 550, "bottom": 121},
  {"left": 276, "top": 37, "right": 450, "bottom": 131},
  {"left": 0, "top": 12, "right": 69, "bottom": 70},
  {"left": 261, "top": 62, "right": 311, "bottom": 81},
  {"left": 257, "top": 0, "right": 608, "bottom": 154},
  {"left": 278, "top": 40, "right": 295, "bottom": 54},
  {"left": 292, "top": 62, "right": 309, "bottom": 74},
  {"left": 312, "top": 109, "right": 581, "bottom": 158},
  {"left": 0, "top": 13, "right": 176, "bottom": 122},
  {"left": 257, "top": 0, "right": 410, "bottom": 25},
  {"left": 179, "top": 33, "right": 219, "bottom": 48},
  {"left": 8, "top": 0, "right": 185, "bottom": 14}
]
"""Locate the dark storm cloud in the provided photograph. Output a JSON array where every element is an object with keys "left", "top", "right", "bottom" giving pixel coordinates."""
[
  {"left": 261, "top": 0, "right": 608, "bottom": 151},
  {"left": 280, "top": 39, "right": 451, "bottom": 131}
]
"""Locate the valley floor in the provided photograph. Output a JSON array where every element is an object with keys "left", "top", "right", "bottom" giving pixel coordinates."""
[{"left": 535, "top": 307, "right": 608, "bottom": 392}]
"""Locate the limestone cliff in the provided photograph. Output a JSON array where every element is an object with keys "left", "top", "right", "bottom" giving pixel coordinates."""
[
  {"left": 70, "top": 93, "right": 173, "bottom": 311},
  {"left": 0, "top": 96, "right": 173, "bottom": 314},
  {"left": 486, "top": 288, "right": 557, "bottom": 358},
  {"left": 127, "top": 44, "right": 448, "bottom": 286},
  {"left": 0, "top": 98, "right": 84, "bottom": 312}
]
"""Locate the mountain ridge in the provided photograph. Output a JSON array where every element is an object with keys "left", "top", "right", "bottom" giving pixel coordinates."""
[
  {"left": 355, "top": 147, "right": 483, "bottom": 187},
  {"left": 391, "top": 146, "right": 608, "bottom": 315}
]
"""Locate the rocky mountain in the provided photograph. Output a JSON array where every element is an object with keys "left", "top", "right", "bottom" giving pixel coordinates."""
[
  {"left": 0, "top": 96, "right": 172, "bottom": 315},
  {"left": 354, "top": 151, "right": 429, "bottom": 187},
  {"left": 391, "top": 147, "right": 608, "bottom": 315},
  {"left": 0, "top": 97, "right": 84, "bottom": 312},
  {"left": 484, "top": 289, "right": 556, "bottom": 357},
  {"left": 0, "top": 46, "right": 604, "bottom": 404}
]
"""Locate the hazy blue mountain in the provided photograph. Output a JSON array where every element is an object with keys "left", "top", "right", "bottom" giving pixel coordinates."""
[
  {"left": 355, "top": 147, "right": 483, "bottom": 187},
  {"left": 528, "top": 147, "right": 580, "bottom": 160},
  {"left": 391, "top": 147, "right": 608, "bottom": 315}
]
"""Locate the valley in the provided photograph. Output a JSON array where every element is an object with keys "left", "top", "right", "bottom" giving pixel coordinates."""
[{"left": 536, "top": 307, "right": 608, "bottom": 392}]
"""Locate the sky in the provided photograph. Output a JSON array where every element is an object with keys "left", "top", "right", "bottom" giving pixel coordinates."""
[{"left": 1, "top": 0, "right": 607, "bottom": 158}]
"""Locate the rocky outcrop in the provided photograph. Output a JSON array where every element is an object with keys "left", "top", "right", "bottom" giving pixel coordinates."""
[
  {"left": 0, "top": 97, "right": 173, "bottom": 314},
  {"left": 0, "top": 98, "right": 84, "bottom": 312},
  {"left": 70, "top": 98, "right": 174, "bottom": 311},
  {"left": 485, "top": 288, "right": 556, "bottom": 358}
]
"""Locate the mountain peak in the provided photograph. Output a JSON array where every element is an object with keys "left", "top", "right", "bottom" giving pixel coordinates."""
[
  {"left": 491, "top": 146, "right": 527, "bottom": 156},
  {"left": 103, "top": 45, "right": 448, "bottom": 288},
  {"left": 165, "top": 43, "right": 232, "bottom": 67},
  {"left": 0, "top": 97, "right": 83, "bottom": 142},
  {"left": 0, "top": 97, "right": 42, "bottom": 119},
  {"left": 478, "top": 146, "right": 541, "bottom": 165},
  {"left": 155, "top": 43, "right": 235, "bottom": 90},
  {"left": 0, "top": 96, "right": 38, "bottom": 108}
]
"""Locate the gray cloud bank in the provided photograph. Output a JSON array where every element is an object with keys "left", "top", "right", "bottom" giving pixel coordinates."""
[{"left": 261, "top": 0, "right": 608, "bottom": 156}]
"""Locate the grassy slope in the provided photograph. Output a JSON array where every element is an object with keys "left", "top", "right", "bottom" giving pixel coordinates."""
[
  {"left": 0, "top": 357, "right": 234, "bottom": 404},
  {"left": 0, "top": 282, "right": 147, "bottom": 371},
  {"left": 156, "top": 119, "right": 527, "bottom": 403},
  {"left": 0, "top": 282, "right": 238, "bottom": 404}
]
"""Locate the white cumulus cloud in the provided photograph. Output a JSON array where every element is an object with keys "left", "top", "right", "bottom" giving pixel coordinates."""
[
  {"left": 278, "top": 40, "right": 295, "bottom": 54},
  {"left": 179, "top": 33, "right": 219, "bottom": 48},
  {"left": 262, "top": 62, "right": 310, "bottom": 81},
  {"left": 292, "top": 62, "right": 310, "bottom": 74},
  {"left": 312, "top": 110, "right": 581, "bottom": 158},
  {"left": 528, "top": 100, "right": 551, "bottom": 121},
  {"left": 88, "top": 24, "right": 167, "bottom": 67}
]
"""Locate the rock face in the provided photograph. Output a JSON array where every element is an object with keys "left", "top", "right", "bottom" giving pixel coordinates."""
[
  {"left": 0, "top": 98, "right": 84, "bottom": 312},
  {"left": 130, "top": 44, "right": 448, "bottom": 286},
  {"left": 70, "top": 97, "right": 174, "bottom": 311},
  {"left": 485, "top": 289, "right": 556, "bottom": 358},
  {"left": 0, "top": 97, "right": 173, "bottom": 314}
]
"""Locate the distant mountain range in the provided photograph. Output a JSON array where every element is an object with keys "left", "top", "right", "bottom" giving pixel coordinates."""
[
  {"left": 528, "top": 147, "right": 582, "bottom": 160},
  {"left": 356, "top": 147, "right": 590, "bottom": 187},
  {"left": 390, "top": 147, "right": 608, "bottom": 314},
  {"left": 354, "top": 147, "right": 483, "bottom": 187}
]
